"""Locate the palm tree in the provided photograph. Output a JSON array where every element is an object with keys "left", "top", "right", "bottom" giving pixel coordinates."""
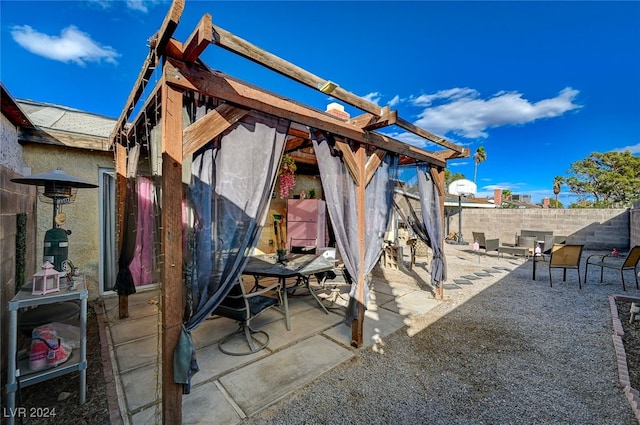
[
  {"left": 553, "top": 176, "right": 562, "bottom": 207},
  {"left": 473, "top": 146, "right": 487, "bottom": 184}
]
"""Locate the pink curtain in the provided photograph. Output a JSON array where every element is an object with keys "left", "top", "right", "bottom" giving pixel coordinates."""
[{"left": 129, "top": 176, "right": 155, "bottom": 287}]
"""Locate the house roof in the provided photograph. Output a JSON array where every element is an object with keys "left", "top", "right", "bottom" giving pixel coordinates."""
[
  {"left": 17, "top": 99, "right": 116, "bottom": 138},
  {"left": 1, "top": 83, "right": 33, "bottom": 127},
  {"left": 15, "top": 99, "right": 116, "bottom": 152}
]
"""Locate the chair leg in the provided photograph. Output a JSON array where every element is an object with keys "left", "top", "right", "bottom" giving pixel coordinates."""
[
  {"left": 578, "top": 267, "right": 581, "bottom": 290},
  {"left": 600, "top": 267, "right": 604, "bottom": 283},
  {"left": 584, "top": 264, "right": 589, "bottom": 283},
  {"left": 635, "top": 267, "right": 639, "bottom": 290},
  {"left": 621, "top": 270, "right": 626, "bottom": 291},
  {"left": 218, "top": 324, "right": 270, "bottom": 356},
  {"left": 549, "top": 266, "right": 553, "bottom": 287}
]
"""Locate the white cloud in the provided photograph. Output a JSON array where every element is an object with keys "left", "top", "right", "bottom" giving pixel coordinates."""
[
  {"left": 11, "top": 25, "right": 119, "bottom": 66},
  {"left": 388, "top": 95, "right": 401, "bottom": 107},
  {"left": 361, "top": 92, "right": 382, "bottom": 106},
  {"left": 412, "top": 87, "right": 582, "bottom": 139},
  {"left": 483, "top": 182, "right": 527, "bottom": 191},
  {"left": 613, "top": 142, "right": 640, "bottom": 154},
  {"left": 87, "top": 0, "right": 161, "bottom": 12},
  {"left": 412, "top": 88, "right": 479, "bottom": 107},
  {"left": 87, "top": 0, "right": 111, "bottom": 9}
]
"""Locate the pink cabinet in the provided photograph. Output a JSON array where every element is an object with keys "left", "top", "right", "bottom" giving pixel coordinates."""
[{"left": 287, "top": 199, "right": 326, "bottom": 253}]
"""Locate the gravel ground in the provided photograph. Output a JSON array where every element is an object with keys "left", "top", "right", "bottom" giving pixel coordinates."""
[{"left": 244, "top": 244, "right": 638, "bottom": 425}]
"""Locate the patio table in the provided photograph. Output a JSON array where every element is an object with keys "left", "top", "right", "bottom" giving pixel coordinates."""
[{"left": 243, "top": 253, "right": 335, "bottom": 330}]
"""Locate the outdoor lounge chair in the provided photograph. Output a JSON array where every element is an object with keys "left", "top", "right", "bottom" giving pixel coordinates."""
[
  {"left": 212, "top": 277, "right": 281, "bottom": 356},
  {"left": 584, "top": 245, "right": 640, "bottom": 291},
  {"left": 542, "top": 235, "right": 567, "bottom": 255},
  {"left": 549, "top": 244, "right": 584, "bottom": 289},
  {"left": 472, "top": 232, "right": 499, "bottom": 255}
]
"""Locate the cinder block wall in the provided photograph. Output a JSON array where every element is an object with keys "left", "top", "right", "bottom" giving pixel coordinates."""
[
  {"left": 0, "top": 165, "right": 37, "bottom": 380},
  {"left": 631, "top": 200, "right": 640, "bottom": 248},
  {"left": 449, "top": 208, "right": 630, "bottom": 250}
]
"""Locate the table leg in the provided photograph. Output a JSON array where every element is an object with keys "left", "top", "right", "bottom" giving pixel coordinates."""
[{"left": 281, "top": 278, "right": 291, "bottom": 331}]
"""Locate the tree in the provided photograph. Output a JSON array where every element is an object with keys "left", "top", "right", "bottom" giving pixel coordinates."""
[
  {"left": 553, "top": 176, "right": 563, "bottom": 207},
  {"left": 473, "top": 146, "right": 487, "bottom": 184},
  {"left": 564, "top": 151, "right": 640, "bottom": 208},
  {"left": 444, "top": 169, "right": 466, "bottom": 187},
  {"left": 547, "top": 198, "right": 563, "bottom": 208},
  {"left": 501, "top": 189, "right": 512, "bottom": 201}
]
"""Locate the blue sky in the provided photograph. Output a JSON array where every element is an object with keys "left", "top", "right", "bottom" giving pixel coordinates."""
[{"left": 1, "top": 1, "right": 639, "bottom": 205}]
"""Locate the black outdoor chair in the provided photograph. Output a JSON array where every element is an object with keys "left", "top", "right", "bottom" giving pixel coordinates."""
[
  {"left": 585, "top": 245, "right": 640, "bottom": 291},
  {"left": 549, "top": 244, "right": 584, "bottom": 289},
  {"left": 212, "top": 277, "right": 281, "bottom": 356}
]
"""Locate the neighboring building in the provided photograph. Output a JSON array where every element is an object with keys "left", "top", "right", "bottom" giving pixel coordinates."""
[
  {"left": 491, "top": 188, "right": 543, "bottom": 209},
  {"left": 7, "top": 93, "right": 117, "bottom": 299}
]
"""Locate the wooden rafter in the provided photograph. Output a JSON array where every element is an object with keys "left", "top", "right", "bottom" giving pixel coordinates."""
[
  {"left": 182, "top": 103, "right": 249, "bottom": 158},
  {"left": 109, "top": 0, "right": 184, "bottom": 149},
  {"left": 334, "top": 140, "right": 361, "bottom": 186},
  {"left": 209, "top": 24, "right": 466, "bottom": 156},
  {"left": 351, "top": 109, "right": 398, "bottom": 132},
  {"left": 365, "top": 150, "right": 386, "bottom": 186},
  {"left": 149, "top": 0, "right": 185, "bottom": 57},
  {"left": 163, "top": 58, "right": 446, "bottom": 167}
]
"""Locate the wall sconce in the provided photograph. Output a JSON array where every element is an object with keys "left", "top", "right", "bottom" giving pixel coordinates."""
[
  {"left": 319, "top": 80, "right": 338, "bottom": 94},
  {"left": 32, "top": 261, "right": 61, "bottom": 295}
]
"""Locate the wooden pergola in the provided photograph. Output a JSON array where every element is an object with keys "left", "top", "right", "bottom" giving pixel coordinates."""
[{"left": 109, "top": 1, "right": 468, "bottom": 422}]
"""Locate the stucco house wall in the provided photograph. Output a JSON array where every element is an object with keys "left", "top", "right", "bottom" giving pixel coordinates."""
[{"left": 22, "top": 144, "right": 113, "bottom": 298}]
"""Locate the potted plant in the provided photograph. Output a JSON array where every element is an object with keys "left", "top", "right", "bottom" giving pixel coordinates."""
[
  {"left": 273, "top": 214, "right": 287, "bottom": 262},
  {"left": 278, "top": 154, "right": 296, "bottom": 199}
]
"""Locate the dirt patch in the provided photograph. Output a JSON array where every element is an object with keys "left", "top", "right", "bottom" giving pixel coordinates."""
[
  {"left": 616, "top": 300, "right": 640, "bottom": 391},
  {"left": 12, "top": 285, "right": 640, "bottom": 424},
  {"left": 13, "top": 303, "right": 110, "bottom": 425}
]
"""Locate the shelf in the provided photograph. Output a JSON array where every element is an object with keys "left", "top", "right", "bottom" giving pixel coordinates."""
[
  {"left": 17, "top": 351, "right": 84, "bottom": 388},
  {"left": 5, "top": 275, "right": 87, "bottom": 424}
]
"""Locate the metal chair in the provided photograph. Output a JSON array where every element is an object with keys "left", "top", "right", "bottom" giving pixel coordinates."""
[
  {"left": 542, "top": 235, "right": 567, "bottom": 255},
  {"left": 549, "top": 244, "right": 584, "bottom": 289},
  {"left": 472, "top": 232, "right": 499, "bottom": 255},
  {"left": 212, "top": 277, "right": 281, "bottom": 356},
  {"left": 584, "top": 246, "right": 640, "bottom": 291}
]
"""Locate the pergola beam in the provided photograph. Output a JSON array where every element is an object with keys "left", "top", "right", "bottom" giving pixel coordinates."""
[
  {"left": 210, "top": 24, "right": 466, "bottom": 155},
  {"left": 164, "top": 58, "right": 446, "bottom": 167},
  {"left": 182, "top": 13, "right": 212, "bottom": 63},
  {"left": 109, "top": 0, "right": 184, "bottom": 148},
  {"left": 365, "top": 150, "right": 387, "bottom": 186},
  {"left": 182, "top": 103, "right": 249, "bottom": 158}
]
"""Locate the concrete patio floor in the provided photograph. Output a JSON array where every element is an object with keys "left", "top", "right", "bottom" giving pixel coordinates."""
[{"left": 100, "top": 248, "right": 525, "bottom": 424}]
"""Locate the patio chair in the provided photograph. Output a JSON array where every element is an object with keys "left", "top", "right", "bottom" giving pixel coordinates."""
[
  {"left": 472, "top": 232, "right": 499, "bottom": 255},
  {"left": 584, "top": 245, "right": 640, "bottom": 291},
  {"left": 542, "top": 235, "right": 567, "bottom": 255},
  {"left": 212, "top": 277, "right": 281, "bottom": 356},
  {"left": 549, "top": 244, "right": 584, "bottom": 289}
]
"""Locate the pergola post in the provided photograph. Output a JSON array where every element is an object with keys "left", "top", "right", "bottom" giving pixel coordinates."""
[
  {"left": 431, "top": 167, "right": 446, "bottom": 300},
  {"left": 115, "top": 143, "right": 128, "bottom": 318},
  {"left": 351, "top": 145, "right": 367, "bottom": 348},
  {"left": 160, "top": 81, "right": 184, "bottom": 424}
]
